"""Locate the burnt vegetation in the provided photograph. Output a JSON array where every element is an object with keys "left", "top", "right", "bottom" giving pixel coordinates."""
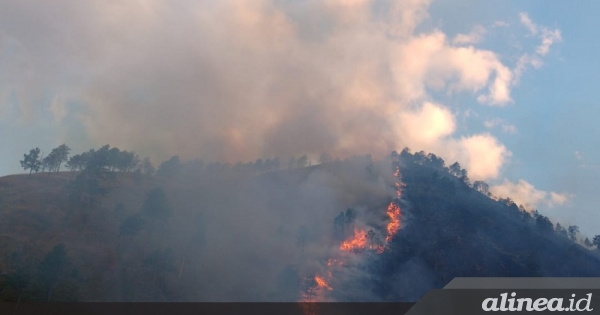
[{"left": 1, "top": 145, "right": 600, "bottom": 302}]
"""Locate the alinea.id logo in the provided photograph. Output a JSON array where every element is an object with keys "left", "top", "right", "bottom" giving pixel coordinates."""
[{"left": 482, "top": 292, "right": 593, "bottom": 312}]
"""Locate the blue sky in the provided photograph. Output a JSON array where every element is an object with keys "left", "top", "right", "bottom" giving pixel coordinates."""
[{"left": 1, "top": 0, "right": 599, "bottom": 236}]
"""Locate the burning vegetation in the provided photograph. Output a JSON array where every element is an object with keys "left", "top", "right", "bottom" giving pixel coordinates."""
[{"left": 301, "top": 165, "right": 404, "bottom": 302}]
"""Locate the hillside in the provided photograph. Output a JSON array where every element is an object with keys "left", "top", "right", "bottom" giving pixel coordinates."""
[{"left": 0, "top": 151, "right": 599, "bottom": 302}]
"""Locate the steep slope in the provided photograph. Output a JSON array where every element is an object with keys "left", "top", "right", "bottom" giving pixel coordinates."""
[{"left": 368, "top": 151, "right": 600, "bottom": 301}]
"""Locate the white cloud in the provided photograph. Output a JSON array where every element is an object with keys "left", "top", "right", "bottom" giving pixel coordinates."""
[
  {"left": 513, "top": 13, "right": 561, "bottom": 85},
  {"left": 519, "top": 12, "right": 538, "bottom": 35},
  {"left": 452, "top": 25, "right": 487, "bottom": 45},
  {"left": 492, "top": 21, "right": 509, "bottom": 28},
  {"left": 452, "top": 134, "right": 511, "bottom": 180},
  {"left": 537, "top": 28, "right": 562, "bottom": 56},
  {"left": 483, "top": 118, "right": 518, "bottom": 134},
  {"left": 490, "top": 179, "right": 572, "bottom": 210}
]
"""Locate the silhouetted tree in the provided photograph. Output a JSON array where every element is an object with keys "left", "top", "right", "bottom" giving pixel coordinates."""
[
  {"left": 297, "top": 155, "right": 309, "bottom": 168},
  {"left": 156, "top": 156, "right": 182, "bottom": 178},
  {"left": 555, "top": 223, "right": 567, "bottom": 237},
  {"left": 593, "top": 235, "right": 600, "bottom": 250},
  {"left": 37, "top": 244, "right": 77, "bottom": 301},
  {"left": 567, "top": 225, "right": 579, "bottom": 242},
  {"left": 535, "top": 213, "right": 554, "bottom": 233},
  {"left": 51, "top": 144, "right": 70, "bottom": 172},
  {"left": 584, "top": 237, "right": 593, "bottom": 248},
  {"left": 20, "top": 148, "right": 42, "bottom": 176},
  {"left": 426, "top": 153, "right": 445, "bottom": 169},
  {"left": 473, "top": 181, "right": 490, "bottom": 195},
  {"left": 449, "top": 162, "right": 462, "bottom": 177},
  {"left": 66, "top": 154, "right": 86, "bottom": 172}
]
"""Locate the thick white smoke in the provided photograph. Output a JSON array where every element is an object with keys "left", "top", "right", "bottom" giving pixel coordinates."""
[{"left": 0, "top": 0, "right": 560, "bottom": 181}]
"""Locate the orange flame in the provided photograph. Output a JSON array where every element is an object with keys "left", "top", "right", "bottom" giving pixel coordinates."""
[
  {"left": 385, "top": 202, "right": 402, "bottom": 243},
  {"left": 315, "top": 276, "right": 332, "bottom": 291},
  {"left": 339, "top": 229, "right": 368, "bottom": 252}
]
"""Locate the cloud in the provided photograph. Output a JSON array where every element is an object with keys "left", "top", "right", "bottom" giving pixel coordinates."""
[
  {"left": 513, "top": 13, "right": 561, "bottom": 84},
  {"left": 492, "top": 21, "right": 509, "bottom": 28},
  {"left": 452, "top": 25, "right": 487, "bottom": 45},
  {"left": 451, "top": 134, "right": 511, "bottom": 180},
  {"left": 490, "top": 179, "right": 572, "bottom": 210},
  {"left": 519, "top": 12, "right": 538, "bottom": 35},
  {"left": 0, "top": 2, "right": 559, "bottom": 181},
  {"left": 483, "top": 118, "right": 518, "bottom": 134}
]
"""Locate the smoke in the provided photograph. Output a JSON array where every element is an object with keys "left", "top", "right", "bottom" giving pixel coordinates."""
[
  {"left": 0, "top": 0, "right": 561, "bottom": 181},
  {"left": 490, "top": 179, "right": 571, "bottom": 211}
]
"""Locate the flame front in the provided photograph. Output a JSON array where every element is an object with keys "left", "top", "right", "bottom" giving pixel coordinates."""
[
  {"left": 339, "top": 229, "right": 367, "bottom": 252},
  {"left": 385, "top": 202, "right": 402, "bottom": 243},
  {"left": 301, "top": 164, "right": 404, "bottom": 304}
]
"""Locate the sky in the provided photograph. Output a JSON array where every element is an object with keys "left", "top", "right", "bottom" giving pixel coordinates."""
[{"left": 0, "top": 0, "right": 599, "bottom": 235}]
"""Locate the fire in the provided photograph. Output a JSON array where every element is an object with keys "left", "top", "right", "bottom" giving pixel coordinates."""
[
  {"left": 386, "top": 166, "right": 404, "bottom": 242},
  {"left": 301, "top": 164, "right": 405, "bottom": 303},
  {"left": 385, "top": 202, "right": 402, "bottom": 243},
  {"left": 315, "top": 276, "right": 332, "bottom": 291},
  {"left": 339, "top": 229, "right": 368, "bottom": 252}
]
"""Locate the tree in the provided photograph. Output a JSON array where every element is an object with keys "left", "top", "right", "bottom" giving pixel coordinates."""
[
  {"left": 555, "top": 223, "right": 567, "bottom": 237},
  {"left": 567, "top": 225, "right": 579, "bottom": 242},
  {"left": 37, "top": 244, "right": 76, "bottom": 301},
  {"left": 51, "top": 144, "right": 70, "bottom": 172},
  {"left": 297, "top": 155, "right": 309, "bottom": 168},
  {"left": 156, "top": 156, "right": 182, "bottom": 178},
  {"left": 584, "top": 237, "right": 592, "bottom": 248},
  {"left": 593, "top": 235, "right": 600, "bottom": 249},
  {"left": 449, "top": 162, "right": 462, "bottom": 177},
  {"left": 426, "top": 153, "right": 445, "bottom": 169},
  {"left": 66, "top": 154, "right": 85, "bottom": 172},
  {"left": 535, "top": 213, "right": 553, "bottom": 233},
  {"left": 20, "top": 148, "right": 42, "bottom": 176},
  {"left": 473, "top": 181, "right": 490, "bottom": 195}
]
